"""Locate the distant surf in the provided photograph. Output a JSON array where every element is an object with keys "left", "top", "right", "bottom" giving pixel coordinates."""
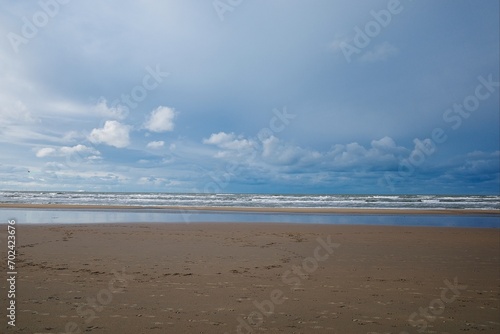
[{"left": 1, "top": 191, "right": 498, "bottom": 210}]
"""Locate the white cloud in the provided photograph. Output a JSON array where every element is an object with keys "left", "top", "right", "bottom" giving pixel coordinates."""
[
  {"left": 404, "top": 138, "right": 438, "bottom": 166},
  {"left": 203, "top": 132, "right": 232, "bottom": 145},
  {"left": 371, "top": 136, "right": 399, "bottom": 152},
  {"left": 326, "top": 136, "right": 408, "bottom": 170},
  {"left": 147, "top": 141, "right": 165, "bottom": 149},
  {"left": 202, "top": 131, "right": 408, "bottom": 171},
  {"left": 451, "top": 150, "right": 500, "bottom": 176},
  {"left": 36, "top": 147, "right": 57, "bottom": 158},
  {"left": 60, "top": 144, "right": 99, "bottom": 155},
  {"left": 245, "top": 134, "right": 407, "bottom": 170},
  {"left": 0, "top": 47, "right": 39, "bottom": 127},
  {"left": 143, "top": 106, "right": 176, "bottom": 132},
  {"left": 262, "top": 136, "right": 299, "bottom": 164},
  {"left": 0, "top": 98, "right": 37, "bottom": 126},
  {"left": 93, "top": 98, "right": 128, "bottom": 120},
  {"left": 261, "top": 135, "right": 321, "bottom": 166},
  {"left": 203, "top": 132, "right": 254, "bottom": 150},
  {"left": 35, "top": 145, "right": 100, "bottom": 158},
  {"left": 358, "top": 42, "right": 399, "bottom": 63},
  {"left": 261, "top": 135, "right": 279, "bottom": 158},
  {"left": 89, "top": 120, "right": 131, "bottom": 148}
]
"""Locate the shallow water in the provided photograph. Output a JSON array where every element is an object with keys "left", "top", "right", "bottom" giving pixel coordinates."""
[{"left": 1, "top": 208, "right": 499, "bottom": 228}]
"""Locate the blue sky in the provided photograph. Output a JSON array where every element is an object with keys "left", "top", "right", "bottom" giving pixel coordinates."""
[{"left": 0, "top": 0, "right": 498, "bottom": 194}]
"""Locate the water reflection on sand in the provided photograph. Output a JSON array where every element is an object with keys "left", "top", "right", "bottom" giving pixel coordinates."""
[{"left": 1, "top": 208, "right": 499, "bottom": 228}]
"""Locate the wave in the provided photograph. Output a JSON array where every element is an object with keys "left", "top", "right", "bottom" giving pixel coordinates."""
[{"left": 0, "top": 191, "right": 499, "bottom": 210}]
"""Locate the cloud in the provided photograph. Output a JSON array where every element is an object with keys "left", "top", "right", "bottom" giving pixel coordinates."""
[
  {"left": 61, "top": 144, "right": 99, "bottom": 155},
  {"left": 203, "top": 132, "right": 255, "bottom": 151},
  {"left": 36, "top": 147, "right": 57, "bottom": 158},
  {"left": 358, "top": 42, "right": 399, "bottom": 63},
  {"left": 35, "top": 145, "right": 100, "bottom": 158},
  {"left": 452, "top": 150, "right": 500, "bottom": 177},
  {"left": 89, "top": 121, "right": 131, "bottom": 148},
  {"left": 255, "top": 134, "right": 408, "bottom": 171},
  {"left": 371, "top": 136, "right": 401, "bottom": 153},
  {"left": 261, "top": 135, "right": 321, "bottom": 166},
  {"left": 327, "top": 136, "right": 408, "bottom": 171},
  {"left": 143, "top": 106, "right": 176, "bottom": 132},
  {"left": 0, "top": 98, "right": 36, "bottom": 125},
  {"left": 202, "top": 131, "right": 408, "bottom": 174},
  {"left": 93, "top": 98, "right": 128, "bottom": 120},
  {"left": 146, "top": 141, "right": 165, "bottom": 149},
  {"left": 0, "top": 1, "right": 497, "bottom": 194}
]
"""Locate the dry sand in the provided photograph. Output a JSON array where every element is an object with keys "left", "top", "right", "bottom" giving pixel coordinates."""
[{"left": 1, "top": 221, "right": 499, "bottom": 333}]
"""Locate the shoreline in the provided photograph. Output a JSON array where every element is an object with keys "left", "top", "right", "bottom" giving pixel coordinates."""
[
  {"left": 8, "top": 221, "right": 500, "bottom": 231},
  {"left": 1, "top": 203, "right": 499, "bottom": 215}
]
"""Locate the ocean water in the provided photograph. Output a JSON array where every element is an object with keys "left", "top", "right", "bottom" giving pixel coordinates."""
[
  {"left": 0, "top": 191, "right": 499, "bottom": 210},
  {"left": 1, "top": 192, "right": 499, "bottom": 227}
]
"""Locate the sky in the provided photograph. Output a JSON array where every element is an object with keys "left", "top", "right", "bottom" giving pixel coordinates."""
[{"left": 0, "top": 0, "right": 498, "bottom": 195}]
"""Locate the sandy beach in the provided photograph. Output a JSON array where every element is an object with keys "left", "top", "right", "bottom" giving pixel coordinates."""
[{"left": 1, "top": 216, "right": 499, "bottom": 334}]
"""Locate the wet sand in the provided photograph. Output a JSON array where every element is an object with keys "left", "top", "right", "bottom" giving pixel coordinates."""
[
  {"left": 0, "top": 221, "right": 499, "bottom": 333},
  {"left": 1, "top": 203, "right": 499, "bottom": 215}
]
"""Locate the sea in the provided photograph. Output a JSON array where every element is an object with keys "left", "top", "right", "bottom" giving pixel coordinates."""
[
  {"left": 1, "top": 191, "right": 499, "bottom": 227},
  {"left": 1, "top": 191, "right": 499, "bottom": 210}
]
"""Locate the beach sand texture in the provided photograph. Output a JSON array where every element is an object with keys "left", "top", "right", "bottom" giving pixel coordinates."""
[{"left": 1, "top": 222, "right": 499, "bottom": 333}]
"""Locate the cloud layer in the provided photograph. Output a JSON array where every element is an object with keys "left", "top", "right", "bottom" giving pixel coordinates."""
[{"left": 0, "top": 1, "right": 498, "bottom": 194}]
